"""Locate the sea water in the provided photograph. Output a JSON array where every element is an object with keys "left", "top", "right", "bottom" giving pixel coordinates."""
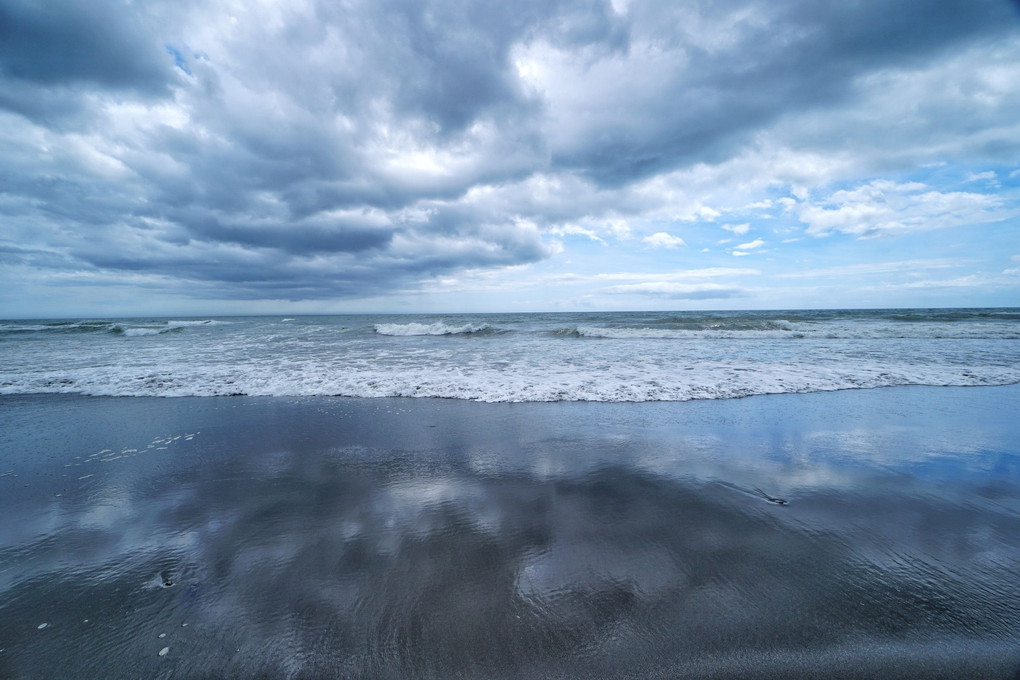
[{"left": 2, "top": 309, "right": 1018, "bottom": 401}]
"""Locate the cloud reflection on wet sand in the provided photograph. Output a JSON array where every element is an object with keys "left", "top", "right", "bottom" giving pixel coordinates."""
[{"left": 1, "top": 388, "right": 1018, "bottom": 678}]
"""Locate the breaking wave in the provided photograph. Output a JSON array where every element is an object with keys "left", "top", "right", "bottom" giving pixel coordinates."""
[
  {"left": 374, "top": 322, "right": 495, "bottom": 336},
  {"left": 573, "top": 324, "right": 799, "bottom": 339},
  {"left": 0, "top": 319, "right": 225, "bottom": 337}
]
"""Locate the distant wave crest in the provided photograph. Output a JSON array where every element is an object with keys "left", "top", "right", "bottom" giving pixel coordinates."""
[
  {"left": 374, "top": 322, "right": 493, "bottom": 336},
  {"left": 0, "top": 319, "right": 224, "bottom": 336},
  {"left": 573, "top": 322, "right": 796, "bottom": 339}
]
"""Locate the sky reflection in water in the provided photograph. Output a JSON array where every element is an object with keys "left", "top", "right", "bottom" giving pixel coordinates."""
[{"left": 1, "top": 387, "right": 1018, "bottom": 678}]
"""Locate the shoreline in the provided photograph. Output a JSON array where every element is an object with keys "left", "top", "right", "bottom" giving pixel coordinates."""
[
  {"left": 3, "top": 377, "right": 1020, "bottom": 402},
  {"left": 3, "top": 378, "right": 1020, "bottom": 403}
]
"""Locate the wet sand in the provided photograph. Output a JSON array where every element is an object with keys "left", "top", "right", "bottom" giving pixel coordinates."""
[{"left": 1, "top": 386, "right": 1019, "bottom": 678}]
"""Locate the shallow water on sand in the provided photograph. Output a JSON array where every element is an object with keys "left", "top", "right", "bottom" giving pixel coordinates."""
[{"left": 1, "top": 387, "right": 1019, "bottom": 678}]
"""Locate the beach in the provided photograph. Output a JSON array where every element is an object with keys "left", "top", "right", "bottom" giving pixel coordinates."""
[{"left": 2, "top": 385, "right": 1019, "bottom": 678}]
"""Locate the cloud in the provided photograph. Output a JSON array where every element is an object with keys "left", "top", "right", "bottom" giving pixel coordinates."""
[
  {"left": 777, "top": 258, "right": 967, "bottom": 279},
  {"left": 731, "top": 235, "right": 767, "bottom": 256},
  {"left": 0, "top": 0, "right": 174, "bottom": 91},
  {"left": 642, "top": 232, "right": 686, "bottom": 249},
  {"left": 548, "top": 224, "right": 608, "bottom": 244},
  {"left": 797, "top": 180, "right": 1009, "bottom": 238},
  {"left": 0, "top": 0, "right": 1018, "bottom": 311},
  {"left": 722, "top": 223, "right": 751, "bottom": 235},
  {"left": 605, "top": 282, "right": 748, "bottom": 299},
  {"left": 594, "top": 267, "right": 759, "bottom": 282},
  {"left": 900, "top": 274, "right": 1008, "bottom": 289},
  {"left": 524, "top": 0, "right": 1018, "bottom": 186},
  {"left": 561, "top": 266, "right": 758, "bottom": 300}
]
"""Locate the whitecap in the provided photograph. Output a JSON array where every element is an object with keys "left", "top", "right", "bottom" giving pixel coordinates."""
[
  {"left": 374, "top": 322, "right": 490, "bottom": 336},
  {"left": 166, "top": 319, "right": 227, "bottom": 328},
  {"left": 121, "top": 327, "right": 167, "bottom": 337}
]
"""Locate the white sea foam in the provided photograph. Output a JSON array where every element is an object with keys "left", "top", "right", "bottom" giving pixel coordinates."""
[
  {"left": 0, "top": 323, "right": 53, "bottom": 332},
  {"left": 574, "top": 326, "right": 799, "bottom": 339},
  {"left": 166, "top": 319, "right": 227, "bottom": 327},
  {"left": 118, "top": 320, "right": 225, "bottom": 336},
  {"left": 374, "top": 322, "right": 491, "bottom": 336},
  {"left": 2, "top": 350, "right": 1017, "bottom": 402},
  {"left": 121, "top": 327, "right": 168, "bottom": 337},
  {"left": 573, "top": 322, "right": 1020, "bottom": 340}
]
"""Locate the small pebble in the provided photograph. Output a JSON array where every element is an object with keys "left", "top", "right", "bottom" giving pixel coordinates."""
[
  {"left": 37, "top": 623, "right": 48, "bottom": 630},
  {"left": 158, "top": 647, "right": 169, "bottom": 657}
]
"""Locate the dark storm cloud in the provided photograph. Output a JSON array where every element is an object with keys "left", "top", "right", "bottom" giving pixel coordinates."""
[
  {"left": 0, "top": 241, "right": 70, "bottom": 270},
  {"left": 0, "top": 0, "right": 176, "bottom": 126},
  {"left": 186, "top": 219, "right": 393, "bottom": 256},
  {"left": 0, "top": 0, "right": 1016, "bottom": 304},
  {"left": 0, "top": 0, "right": 171, "bottom": 89}
]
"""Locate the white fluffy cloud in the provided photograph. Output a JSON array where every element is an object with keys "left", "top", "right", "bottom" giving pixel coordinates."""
[
  {"left": 722, "top": 223, "right": 751, "bottom": 235},
  {"left": 796, "top": 180, "right": 1009, "bottom": 238},
  {"left": 642, "top": 232, "right": 686, "bottom": 249}
]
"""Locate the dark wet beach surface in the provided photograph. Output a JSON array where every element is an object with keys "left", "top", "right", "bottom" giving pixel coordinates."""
[{"left": 1, "top": 386, "right": 1019, "bottom": 678}]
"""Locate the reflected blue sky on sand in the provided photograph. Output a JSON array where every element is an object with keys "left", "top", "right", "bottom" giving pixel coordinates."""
[{"left": 1, "top": 387, "right": 1019, "bottom": 678}]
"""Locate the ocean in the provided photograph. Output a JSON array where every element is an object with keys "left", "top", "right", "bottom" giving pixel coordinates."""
[{"left": 3, "top": 308, "right": 1019, "bottom": 401}]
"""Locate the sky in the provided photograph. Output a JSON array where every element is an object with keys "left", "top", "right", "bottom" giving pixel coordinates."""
[{"left": 1, "top": 0, "right": 1019, "bottom": 318}]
